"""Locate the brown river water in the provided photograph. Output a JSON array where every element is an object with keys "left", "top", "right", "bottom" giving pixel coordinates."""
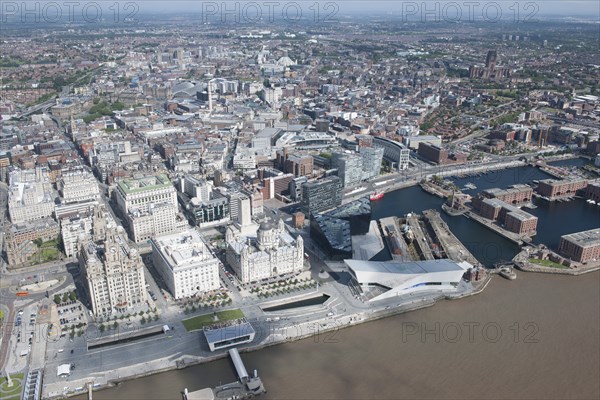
[{"left": 83, "top": 270, "right": 599, "bottom": 400}]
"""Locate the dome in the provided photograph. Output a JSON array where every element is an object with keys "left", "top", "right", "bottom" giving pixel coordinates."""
[{"left": 259, "top": 220, "right": 273, "bottom": 231}]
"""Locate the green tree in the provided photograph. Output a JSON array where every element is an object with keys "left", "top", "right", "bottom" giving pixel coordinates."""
[
  {"left": 99, "top": 324, "right": 105, "bottom": 332},
  {"left": 62, "top": 293, "right": 69, "bottom": 303},
  {"left": 53, "top": 294, "right": 62, "bottom": 304},
  {"left": 69, "top": 291, "right": 77, "bottom": 302}
]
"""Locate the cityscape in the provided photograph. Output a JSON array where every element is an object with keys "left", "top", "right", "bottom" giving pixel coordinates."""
[{"left": 0, "top": 2, "right": 599, "bottom": 400}]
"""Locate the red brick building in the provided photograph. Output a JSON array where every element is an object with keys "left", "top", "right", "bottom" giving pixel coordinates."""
[
  {"left": 481, "top": 185, "right": 533, "bottom": 205},
  {"left": 558, "top": 228, "right": 600, "bottom": 263},
  {"left": 536, "top": 178, "right": 588, "bottom": 199}
]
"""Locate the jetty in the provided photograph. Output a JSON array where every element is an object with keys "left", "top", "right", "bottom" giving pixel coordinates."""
[{"left": 181, "top": 348, "right": 266, "bottom": 400}]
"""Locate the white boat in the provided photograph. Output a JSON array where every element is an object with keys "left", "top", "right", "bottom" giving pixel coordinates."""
[{"left": 587, "top": 199, "right": 596, "bottom": 205}]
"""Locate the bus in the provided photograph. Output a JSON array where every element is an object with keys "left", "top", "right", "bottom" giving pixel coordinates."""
[{"left": 16, "top": 291, "right": 29, "bottom": 297}]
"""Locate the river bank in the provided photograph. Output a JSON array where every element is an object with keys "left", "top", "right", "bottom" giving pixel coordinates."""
[
  {"left": 76, "top": 270, "right": 599, "bottom": 400},
  {"left": 59, "top": 276, "right": 492, "bottom": 399}
]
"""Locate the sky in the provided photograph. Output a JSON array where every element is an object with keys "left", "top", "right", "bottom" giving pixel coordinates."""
[
  {"left": 131, "top": 0, "right": 599, "bottom": 17},
  {"left": 3, "top": 0, "right": 599, "bottom": 23}
]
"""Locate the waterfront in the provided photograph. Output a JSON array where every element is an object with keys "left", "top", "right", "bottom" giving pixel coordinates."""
[
  {"left": 86, "top": 271, "right": 599, "bottom": 400},
  {"left": 86, "top": 162, "right": 599, "bottom": 400}
]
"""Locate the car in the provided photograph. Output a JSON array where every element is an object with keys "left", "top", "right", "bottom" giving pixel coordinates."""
[{"left": 17, "top": 310, "right": 23, "bottom": 316}]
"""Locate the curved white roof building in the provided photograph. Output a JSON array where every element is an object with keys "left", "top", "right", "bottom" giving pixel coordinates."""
[{"left": 345, "top": 259, "right": 472, "bottom": 301}]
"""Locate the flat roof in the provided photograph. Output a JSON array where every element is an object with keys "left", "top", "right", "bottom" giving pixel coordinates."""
[
  {"left": 345, "top": 258, "right": 471, "bottom": 275},
  {"left": 204, "top": 322, "right": 256, "bottom": 345},
  {"left": 117, "top": 174, "right": 171, "bottom": 194},
  {"left": 561, "top": 228, "right": 600, "bottom": 248}
]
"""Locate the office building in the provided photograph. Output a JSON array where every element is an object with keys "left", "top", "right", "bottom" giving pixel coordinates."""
[
  {"left": 114, "top": 174, "right": 179, "bottom": 243},
  {"left": 301, "top": 176, "right": 343, "bottom": 215},
  {"left": 360, "top": 146, "right": 384, "bottom": 180},
  {"left": 331, "top": 152, "right": 363, "bottom": 187},
  {"left": 151, "top": 229, "right": 220, "bottom": 300},
  {"left": 225, "top": 218, "right": 304, "bottom": 283},
  {"left": 79, "top": 219, "right": 147, "bottom": 316}
]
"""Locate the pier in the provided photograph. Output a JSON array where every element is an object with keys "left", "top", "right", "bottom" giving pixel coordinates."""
[
  {"left": 406, "top": 213, "right": 435, "bottom": 260},
  {"left": 181, "top": 348, "right": 266, "bottom": 400}
]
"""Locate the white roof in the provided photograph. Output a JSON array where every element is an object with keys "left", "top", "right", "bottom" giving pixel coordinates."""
[{"left": 57, "top": 364, "right": 71, "bottom": 377}]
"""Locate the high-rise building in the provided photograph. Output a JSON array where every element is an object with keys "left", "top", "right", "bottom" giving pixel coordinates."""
[
  {"left": 151, "top": 229, "right": 220, "bottom": 299},
  {"left": 332, "top": 152, "right": 363, "bottom": 188},
  {"left": 79, "top": 216, "right": 146, "bottom": 316},
  {"left": 301, "top": 176, "right": 343, "bottom": 215},
  {"left": 359, "top": 146, "right": 384, "bottom": 180}
]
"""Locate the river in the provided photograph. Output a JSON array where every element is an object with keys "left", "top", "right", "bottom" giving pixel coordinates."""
[{"left": 87, "top": 161, "right": 600, "bottom": 400}]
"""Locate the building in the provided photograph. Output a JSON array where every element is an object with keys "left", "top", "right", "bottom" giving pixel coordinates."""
[
  {"left": 331, "top": 152, "right": 363, "bottom": 187},
  {"left": 225, "top": 219, "right": 304, "bottom": 283},
  {"left": 204, "top": 322, "right": 256, "bottom": 352},
  {"left": 289, "top": 176, "right": 308, "bottom": 201},
  {"left": 404, "top": 135, "right": 442, "bottom": 150},
  {"left": 79, "top": 224, "right": 147, "bottom": 316},
  {"left": 371, "top": 136, "right": 410, "bottom": 170},
  {"left": 292, "top": 212, "right": 305, "bottom": 229},
  {"left": 5, "top": 218, "right": 60, "bottom": 267},
  {"left": 584, "top": 182, "right": 600, "bottom": 202},
  {"left": 469, "top": 50, "right": 511, "bottom": 80},
  {"left": 474, "top": 197, "right": 537, "bottom": 235},
  {"left": 8, "top": 168, "right": 55, "bottom": 224},
  {"left": 359, "top": 146, "right": 384, "bottom": 180},
  {"left": 480, "top": 185, "right": 533, "bottom": 205},
  {"left": 558, "top": 228, "right": 600, "bottom": 264},
  {"left": 57, "top": 167, "right": 100, "bottom": 204},
  {"left": 151, "top": 229, "right": 220, "bottom": 300},
  {"left": 418, "top": 142, "right": 467, "bottom": 165},
  {"left": 345, "top": 259, "right": 472, "bottom": 302},
  {"left": 114, "top": 174, "right": 179, "bottom": 243},
  {"left": 60, "top": 212, "right": 94, "bottom": 258},
  {"left": 276, "top": 149, "right": 314, "bottom": 177},
  {"left": 301, "top": 176, "right": 343, "bottom": 215},
  {"left": 536, "top": 178, "right": 588, "bottom": 200}
]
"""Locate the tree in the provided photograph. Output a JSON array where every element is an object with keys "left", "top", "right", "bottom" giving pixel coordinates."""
[
  {"left": 140, "top": 317, "right": 146, "bottom": 324},
  {"left": 113, "top": 321, "right": 118, "bottom": 329},
  {"left": 53, "top": 294, "right": 62, "bottom": 305},
  {"left": 62, "top": 293, "right": 69, "bottom": 303},
  {"left": 69, "top": 291, "right": 77, "bottom": 302},
  {"left": 99, "top": 324, "right": 105, "bottom": 332}
]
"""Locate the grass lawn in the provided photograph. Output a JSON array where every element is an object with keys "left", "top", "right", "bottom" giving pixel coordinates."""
[
  {"left": 528, "top": 258, "right": 569, "bottom": 269},
  {"left": 182, "top": 309, "right": 245, "bottom": 332},
  {"left": 0, "top": 373, "right": 24, "bottom": 399}
]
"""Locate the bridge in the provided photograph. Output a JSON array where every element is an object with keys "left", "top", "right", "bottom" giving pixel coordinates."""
[{"left": 372, "top": 136, "right": 410, "bottom": 170}]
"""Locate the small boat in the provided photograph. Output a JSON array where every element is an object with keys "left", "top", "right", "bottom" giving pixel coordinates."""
[
  {"left": 586, "top": 199, "right": 596, "bottom": 205},
  {"left": 370, "top": 191, "right": 384, "bottom": 201},
  {"left": 499, "top": 267, "right": 517, "bottom": 280}
]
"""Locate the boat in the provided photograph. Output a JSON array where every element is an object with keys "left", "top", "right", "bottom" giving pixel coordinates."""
[
  {"left": 370, "top": 191, "right": 384, "bottom": 201},
  {"left": 586, "top": 199, "right": 596, "bottom": 205},
  {"left": 498, "top": 266, "right": 517, "bottom": 280}
]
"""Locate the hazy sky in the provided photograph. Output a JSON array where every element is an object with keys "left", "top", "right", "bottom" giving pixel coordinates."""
[
  {"left": 130, "top": 0, "right": 599, "bottom": 16},
  {"left": 5, "top": 0, "right": 599, "bottom": 21}
]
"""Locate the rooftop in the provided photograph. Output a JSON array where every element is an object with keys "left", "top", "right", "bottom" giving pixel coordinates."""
[
  {"left": 117, "top": 174, "right": 172, "bottom": 194},
  {"left": 561, "top": 228, "right": 600, "bottom": 248}
]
